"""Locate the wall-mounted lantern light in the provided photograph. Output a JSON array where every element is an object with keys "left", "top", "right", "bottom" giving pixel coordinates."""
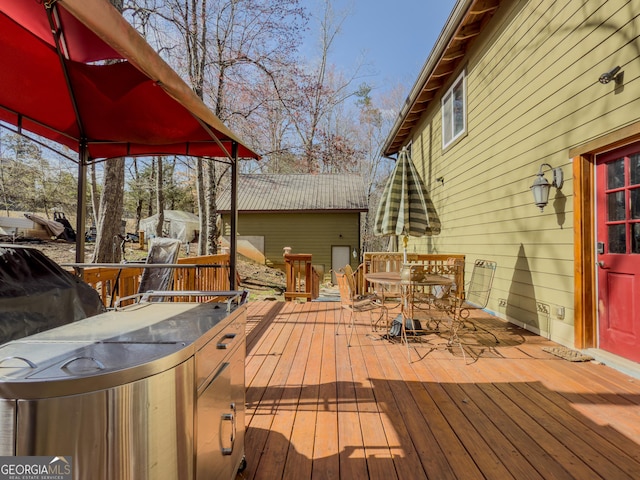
[
  {"left": 599, "top": 66, "right": 622, "bottom": 85},
  {"left": 530, "top": 163, "right": 564, "bottom": 212},
  {"left": 352, "top": 248, "right": 357, "bottom": 259}
]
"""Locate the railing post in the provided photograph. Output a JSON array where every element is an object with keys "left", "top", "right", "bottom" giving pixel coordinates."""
[{"left": 284, "top": 253, "right": 318, "bottom": 301}]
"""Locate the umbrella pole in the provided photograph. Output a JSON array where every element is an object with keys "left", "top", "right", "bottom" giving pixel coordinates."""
[{"left": 402, "top": 235, "right": 408, "bottom": 263}]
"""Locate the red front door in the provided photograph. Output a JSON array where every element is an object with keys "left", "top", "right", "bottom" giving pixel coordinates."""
[{"left": 596, "top": 143, "right": 640, "bottom": 362}]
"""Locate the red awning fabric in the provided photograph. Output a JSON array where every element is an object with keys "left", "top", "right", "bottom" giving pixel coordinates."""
[{"left": 0, "top": 0, "right": 259, "bottom": 161}]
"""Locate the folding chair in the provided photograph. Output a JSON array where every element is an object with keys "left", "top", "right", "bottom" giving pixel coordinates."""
[{"left": 335, "top": 267, "right": 387, "bottom": 346}]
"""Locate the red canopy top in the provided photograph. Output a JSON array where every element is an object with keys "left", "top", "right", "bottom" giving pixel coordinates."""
[{"left": 0, "top": 0, "right": 259, "bottom": 161}]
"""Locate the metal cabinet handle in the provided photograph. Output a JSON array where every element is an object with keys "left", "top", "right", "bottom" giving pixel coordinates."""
[
  {"left": 221, "top": 402, "right": 236, "bottom": 455},
  {"left": 217, "top": 333, "right": 237, "bottom": 349},
  {"left": 60, "top": 356, "right": 105, "bottom": 370},
  {"left": 0, "top": 356, "right": 37, "bottom": 368}
]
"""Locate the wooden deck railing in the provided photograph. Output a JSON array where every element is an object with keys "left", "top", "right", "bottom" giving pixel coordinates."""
[
  {"left": 79, "top": 254, "right": 231, "bottom": 307},
  {"left": 361, "top": 252, "right": 466, "bottom": 297},
  {"left": 283, "top": 254, "right": 320, "bottom": 301}
]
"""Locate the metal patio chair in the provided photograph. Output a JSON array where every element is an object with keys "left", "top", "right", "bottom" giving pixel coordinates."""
[
  {"left": 335, "top": 267, "right": 387, "bottom": 346},
  {"left": 406, "top": 258, "right": 463, "bottom": 325},
  {"left": 137, "top": 237, "right": 182, "bottom": 300},
  {"left": 364, "top": 252, "right": 411, "bottom": 309},
  {"left": 457, "top": 259, "right": 498, "bottom": 342}
]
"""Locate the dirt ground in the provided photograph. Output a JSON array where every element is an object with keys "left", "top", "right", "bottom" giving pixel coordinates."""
[{"left": 21, "top": 239, "right": 288, "bottom": 301}]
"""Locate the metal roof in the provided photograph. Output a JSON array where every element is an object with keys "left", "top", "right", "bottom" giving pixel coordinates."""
[{"left": 218, "top": 174, "right": 368, "bottom": 213}]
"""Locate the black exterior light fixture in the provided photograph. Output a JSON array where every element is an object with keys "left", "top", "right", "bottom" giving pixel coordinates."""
[
  {"left": 530, "top": 163, "right": 564, "bottom": 212},
  {"left": 599, "top": 65, "right": 622, "bottom": 84}
]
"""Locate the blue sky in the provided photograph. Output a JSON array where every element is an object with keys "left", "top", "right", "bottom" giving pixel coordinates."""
[{"left": 302, "top": 0, "right": 458, "bottom": 95}]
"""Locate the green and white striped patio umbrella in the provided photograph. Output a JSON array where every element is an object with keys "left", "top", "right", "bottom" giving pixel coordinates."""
[{"left": 374, "top": 147, "right": 440, "bottom": 260}]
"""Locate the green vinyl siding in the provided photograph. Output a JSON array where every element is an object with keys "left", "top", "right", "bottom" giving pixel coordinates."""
[
  {"left": 405, "top": 0, "right": 640, "bottom": 345},
  {"left": 223, "top": 212, "right": 360, "bottom": 274}
]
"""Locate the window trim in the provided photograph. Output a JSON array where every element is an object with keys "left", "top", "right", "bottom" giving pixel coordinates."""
[{"left": 441, "top": 70, "right": 467, "bottom": 149}]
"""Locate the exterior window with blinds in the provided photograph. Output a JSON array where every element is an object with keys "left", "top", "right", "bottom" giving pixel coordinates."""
[{"left": 441, "top": 70, "right": 466, "bottom": 148}]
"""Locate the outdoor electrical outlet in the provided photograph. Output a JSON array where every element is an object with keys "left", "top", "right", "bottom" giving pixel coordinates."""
[
  {"left": 556, "top": 306, "right": 565, "bottom": 320},
  {"left": 536, "top": 302, "right": 550, "bottom": 315},
  {"left": 498, "top": 298, "right": 507, "bottom": 307}
]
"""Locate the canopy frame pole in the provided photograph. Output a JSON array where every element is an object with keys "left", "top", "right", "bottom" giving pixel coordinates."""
[
  {"left": 75, "top": 143, "right": 88, "bottom": 264},
  {"left": 229, "top": 141, "right": 239, "bottom": 290},
  {"left": 194, "top": 117, "right": 232, "bottom": 161},
  {"left": 47, "top": 3, "right": 90, "bottom": 264},
  {"left": 46, "top": 4, "right": 85, "bottom": 138}
]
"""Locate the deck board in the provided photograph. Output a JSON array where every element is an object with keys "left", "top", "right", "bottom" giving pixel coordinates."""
[
  {"left": 237, "top": 301, "right": 640, "bottom": 480},
  {"left": 282, "top": 304, "right": 321, "bottom": 480}
]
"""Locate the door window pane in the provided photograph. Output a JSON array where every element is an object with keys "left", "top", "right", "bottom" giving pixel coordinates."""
[
  {"left": 607, "top": 191, "right": 626, "bottom": 221},
  {"left": 633, "top": 223, "right": 640, "bottom": 254},
  {"left": 632, "top": 188, "right": 640, "bottom": 220},
  {"left": 608, "top": 224, "right": 626, "bottom": 253},
  {"left": 631, "top": 153, "right": 640, "bottom": 186},
  {"left": 608, "top": 158, "right": 625, "bottom": 189}
]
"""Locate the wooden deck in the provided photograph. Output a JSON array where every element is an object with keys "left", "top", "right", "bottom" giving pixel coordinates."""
[{"left": 238, "top": 301, "right": 640, "bottom": 480}]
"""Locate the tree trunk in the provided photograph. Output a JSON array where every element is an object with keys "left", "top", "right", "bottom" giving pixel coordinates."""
[
  {"left": 91, "top": 0, "right": 126, "bottom": 264},
  {"left": 92, "top": 157, "right": 125, "bottom": 263},
  {"left": 0, "top": 181, "right": 8, "bottom": 216},
  {"left": 148, "top": 157, "right": 155, "bottom": 217},
  {"left": 168, "top": 157, "right": 176, "bottom": 210},
  {"left": 132, "top": 158, "right": 143, "bottom": 232},
  {"left": 196, "top": 156, "right": 206, "bottom": 255},
  {"left": 89, "top": 162, "right": 99, "bottom": 227},
  {"left": 155, "top": 156, "right": 164, "bottom": 238},
  {"left": 0, "top": 153, "right": 9, "bottom": 216},
  {"left": 205, "top": 158, "right": 218, "bottom": 254}
]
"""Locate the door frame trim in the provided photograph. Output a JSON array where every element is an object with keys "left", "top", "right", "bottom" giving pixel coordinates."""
[{"left": 573, "top": 153, "right": 596, "bottom": 349}]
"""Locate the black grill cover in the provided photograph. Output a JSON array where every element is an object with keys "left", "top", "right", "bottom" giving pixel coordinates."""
[{"left": 0, "top": 245, "right": 105, "bottom": 344}]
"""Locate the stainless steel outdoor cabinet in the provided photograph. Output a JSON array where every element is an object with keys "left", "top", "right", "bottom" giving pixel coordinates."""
[{"left": 0, "top": 300, "right": 246, "bottom": 480}]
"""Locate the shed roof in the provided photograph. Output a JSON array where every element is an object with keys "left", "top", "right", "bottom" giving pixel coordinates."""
[
  {"left": 140, "top": 210, "right": 199, "bottom": 224},
  {"left": 218, "top": 174, "right": 368, "bottom": 213},
  {"left": 382, "top": 0, "right": 501, "bottom": 156}
]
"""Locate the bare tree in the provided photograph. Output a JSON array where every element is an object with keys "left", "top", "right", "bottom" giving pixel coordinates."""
[
  {"left": 356, "top": 82, "right": 407, "bottom": 252},
  {"left": 265, "top": 0, "right": 366, "bottom": 173},
  {"left": 137, "top": 0, "right": 306, "bottom": 253},
  {"left": 92, "top": 0, "right": 126, "bottom": 263}
]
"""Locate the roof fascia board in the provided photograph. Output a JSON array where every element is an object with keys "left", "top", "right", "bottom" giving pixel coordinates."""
[
  {"left": 382, "top": 0, "right": 474, "bottom": 156},
  {"left": 219, "top": 209, "right": 368, "bottom": 214}
]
